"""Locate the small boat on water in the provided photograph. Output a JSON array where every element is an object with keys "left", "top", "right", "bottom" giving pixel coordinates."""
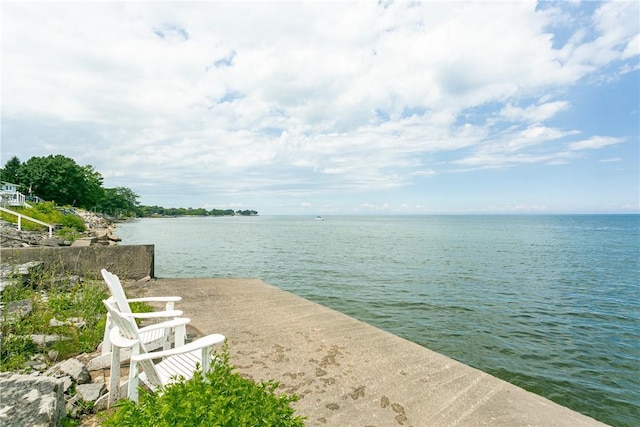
[{"left": 314, "top": 215, "right": 325, "bottom": 221}]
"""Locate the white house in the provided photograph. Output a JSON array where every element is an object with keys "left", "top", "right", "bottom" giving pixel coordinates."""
[
  {"left": 1, "top": 182, "right": 18, "bottom": 192},
  {"left": 0, "top": 181, "right": 28, "bottom": 207}
]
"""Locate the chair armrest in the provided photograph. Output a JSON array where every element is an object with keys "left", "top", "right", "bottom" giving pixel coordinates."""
[
  {"left": 109, "top": 327, "right": 139, "bottom": 348},
  {"left": 126, "top": 310, "right": 183, "bottom": 319},
  {"left": 131, "top": 334, "right": 225, "bottom": 362},
  {"left": 137, "top": 317, "right": 191, "bottom": 334},
  {"left": 126, "top": 296, "right": 182, "bottom": 303}
]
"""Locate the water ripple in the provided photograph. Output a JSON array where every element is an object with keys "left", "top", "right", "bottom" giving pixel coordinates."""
[{"left": 117, "top": 215, "right": 640, "bottom": 427}]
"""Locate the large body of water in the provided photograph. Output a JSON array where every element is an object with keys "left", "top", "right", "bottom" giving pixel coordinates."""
[{"left": 116, "top": 215, "right": 639, "bottom": 426}]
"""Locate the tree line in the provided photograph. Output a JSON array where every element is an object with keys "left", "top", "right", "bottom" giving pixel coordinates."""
[
  {"left": 0, "top": 154, "right": 257, "bottom": 218},
  {"left": 139, "top": 206, "right": 258, "bottom": 217}
]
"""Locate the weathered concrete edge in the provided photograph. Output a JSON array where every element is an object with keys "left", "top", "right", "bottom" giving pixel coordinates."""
[
  {"left": 0, "top": 245, "right": 154, "bottom": 280},
  {"left": 140, "top": 277, "right": 608, "bottom": 427}
]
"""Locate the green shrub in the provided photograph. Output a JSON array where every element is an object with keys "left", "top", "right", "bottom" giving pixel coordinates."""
[
  {"left": 57, "top": 227, "right": 81, "bottom": 242},
  {"left": 102, "top": 345, "right": 306, "bottom": 427},
  {"left": 0, "top": 335, "right": 40, "bottom": 369},
  {"left": 32, "top": 201, "right": 58, "bottom": 215},
  {"left": 59, "top": 214, "right": 86, "bottom": 232}
]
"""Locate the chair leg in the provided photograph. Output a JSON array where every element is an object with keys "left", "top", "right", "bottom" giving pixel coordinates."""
[
  {"left": 201, "top": 347, "right": 212, "bottom": 378},
  {"left": 175, "top": 324, "right": 185, "bottom": 347},
  {"left": 128, "top": 346, "right": 141, "bottom": 402},
  {"left": 108, "top": 346, "right": 121, "bottom": 407},
  {"left": 162, "top": 327, "right": 171, "bottom": 351}
]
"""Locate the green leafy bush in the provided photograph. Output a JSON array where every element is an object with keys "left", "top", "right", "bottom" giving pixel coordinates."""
[
  {"left": 32, "top": 201, "right": 58, "bottom": 215},
  {"left": 59, "top": 214, "right": 86, "bottom": 232},
  {"left": 0, "top": 335, "right": 40, "bottom": 369},
  {"left": 102, "top": 345, "right": 306, "bottom": 427},
  {"left": 57, "top": 227, "right": 82, "bottom": 242}
]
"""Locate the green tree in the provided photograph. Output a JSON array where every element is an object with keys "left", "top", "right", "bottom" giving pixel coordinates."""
[
  {"left": 0, "top": 156, "right": 22, "bottom": 184},
  {"left": 99, "top": 187, "right": 140, "bottom": 217},
  {"left": 18, "top": 155, "right": 104, "bottom": 208},
  {"left": 82, "top": 164, "right": 105, "bottom": 209}
]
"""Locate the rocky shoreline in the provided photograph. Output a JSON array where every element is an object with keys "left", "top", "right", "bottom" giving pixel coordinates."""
[
  {"left": 0, "top": 209, "right": 127, "bottom": 426},
  {"left": 0, "top": 209, "right": 122, "bottom": 248}
]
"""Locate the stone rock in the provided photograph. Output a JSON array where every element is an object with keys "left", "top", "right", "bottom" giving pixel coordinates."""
[
  {"left": 48, "top": 358, "right": 91, "bottom": 385},
  {"left": 11, "top": 261, "right": 45, "bottom": 279},
  {"left": 21, "top": 359, "right": 48, "bottom": 372},
  {"left": 3, "top": 355, "right": 110, "bottom": 423},
  {"left": 59, "top": 376, "right": 73, "bottom": 393},
  {"left": 0, "top": 373, "right": 65, "bottom": 427},
  {"left": 40, "top": 237, "right": 66, "bottom": 247},
  {"left": 94, "top": 229, "right": 109, "bottom": 240},
  {"left": 47, "top": 349, "right": 60, "bottom": 362},
  {"left": 75, "top": 382, "right": 107, "bottom": 402},
  {"left": 53, "top": 275, "right": 82, "bottom": 290},
  {"left": 65, "top": 393, "right": 82, "bottom": 418},
  {"left": 0, "top": 223, "right": 49, "bottom": 248},
  {"left": 73, "top": 210, "right": 111, "bottom": 230},
  {"left": 49, "top": 318, "right": 66, "bottom": 327},
  {"left": 0, "top": 261, "right": 44, "bottom": 293},
  {"left": 65, "top": 317, "right": 86, "bottom": 328},
  {"left": 2, "top": 299, "right": 33, "bottom": 322},
  {"left": 50, "top": 316, "right": 86, "bottom": 329},
  {"left": 31, "top": 334, "right": 66, "bottom": 348},
  {"left": 70, "top": 238, "right": 94, "bottom": 247}
]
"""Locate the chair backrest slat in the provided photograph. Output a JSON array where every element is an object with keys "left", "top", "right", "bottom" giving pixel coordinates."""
[{"left": 101, "top": 269, "right": 132, "bottom": 314}]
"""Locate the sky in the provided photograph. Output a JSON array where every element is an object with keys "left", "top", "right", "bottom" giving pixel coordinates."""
[{"left": 1, "top": 1, "right": 639, "bottom": 215}]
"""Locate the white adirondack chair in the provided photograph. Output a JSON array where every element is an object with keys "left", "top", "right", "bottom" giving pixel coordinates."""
[
  {"left": 102, "top": 300, "right": 225, "bottom": 406},
  {"left": 90, "top": 269, "right": 187, "bottom": 370}
]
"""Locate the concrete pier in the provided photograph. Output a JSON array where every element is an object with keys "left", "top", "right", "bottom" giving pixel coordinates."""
[{"left": 131, "top": 277, "right": 606, "bottom": 427}]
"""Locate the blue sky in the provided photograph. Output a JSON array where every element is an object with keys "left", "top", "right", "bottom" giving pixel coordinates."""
[{"left": 1, "top": 1, "right": 638, "bottom": 214}]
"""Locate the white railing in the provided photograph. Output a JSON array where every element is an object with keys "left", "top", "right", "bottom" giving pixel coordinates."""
[
  {"left": 0, "top": 190, "right": 27, "bottom": 207},
  {"left": 0, "top": 206, "right": 53, "bottom": 237}
]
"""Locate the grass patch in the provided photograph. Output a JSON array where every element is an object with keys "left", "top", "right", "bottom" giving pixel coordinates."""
[
  {"left": 0, "top": 202, "right": 86, "bottom": 234},
  {"left": 0, "top": 273, "right": 108, "bottom": 371}
]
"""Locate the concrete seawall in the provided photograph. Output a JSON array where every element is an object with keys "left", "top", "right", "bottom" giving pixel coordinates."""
[
  {"left": 0, "top": 245, "right": 154, "bottom": 279},
  {"left": 132, "top": 277, "right": 607, "bottom": 427}
]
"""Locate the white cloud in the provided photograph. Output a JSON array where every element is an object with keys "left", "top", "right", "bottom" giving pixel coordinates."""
[
  {"left": 599, "top": 157, "right": 622, "bottom": 163},
  {"left": 500, "top": 101, "right": 571, "bottom": 123},
  {"left": 1, "top": 1, "right": 637, "bottom": 212},
  {"left": 504, "top": 204, "right": 549, "bottom": 213},
  {"left": 622, "top": 33, "right": 640, "bottom": 60},
  {"left": 452, "top": 151, "right": 576, "bottom": 170},
  {"left": 559, "top": 1, "right": 639, "bottom": 73},
  {"left": 568, "top": 136, "right": 626, "bottom": 151},
  {"left": 506, "top": 125, "right": 577, "bottom": 151}
]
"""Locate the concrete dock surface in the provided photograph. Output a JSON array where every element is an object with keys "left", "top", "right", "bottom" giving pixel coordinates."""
[{"left": 129, "top": 277, "right": 606, "bottom": 427}]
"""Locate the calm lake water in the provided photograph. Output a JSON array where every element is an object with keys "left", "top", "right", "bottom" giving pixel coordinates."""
[{"left": 116, "top": 215, "right": 639, "bottom": 426}]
